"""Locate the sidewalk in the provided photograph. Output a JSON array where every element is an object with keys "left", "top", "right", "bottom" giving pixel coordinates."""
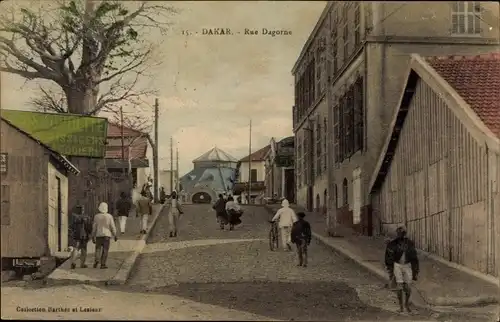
[
  {"left": 264, "top": 204, "right": 499, "bottom": 308},
  {"left": 47, "top": 204, "right": 166, "bottom": 286}
]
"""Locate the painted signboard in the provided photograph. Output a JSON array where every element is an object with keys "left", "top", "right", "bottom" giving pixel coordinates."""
[{"left": 1, "top": 110, "right": 108, "bottom": 158}]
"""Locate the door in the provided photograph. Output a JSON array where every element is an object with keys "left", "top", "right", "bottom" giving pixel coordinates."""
[
  {"left": 284, "top": 169, "right": 295, "bottom": 203},
  {"left": 307, "top": 186, "right": 313, "bottom": 212},
  {"left": 56, "top": 177, "right": 62, "bottom": 252}
]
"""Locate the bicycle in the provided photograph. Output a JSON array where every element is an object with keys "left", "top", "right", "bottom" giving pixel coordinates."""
[{"left": 268, "top": 220, "right": 279, "bottom": 251}]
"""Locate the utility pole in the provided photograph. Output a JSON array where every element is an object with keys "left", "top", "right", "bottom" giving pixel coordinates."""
[
  {"left": 153, "top": 98, "right": 159, "bottom": 203},
  {"left": 120, "top": 106, "right": 125, "bottom": 175},
  {"left": 248, "top": 119, "right": 252, "bottom": 204},
  {"left": 176, "top": 145, "right": 180, "bottom": 191},
  {"left": 170, "top": 137, "right": 174, "bottom": 194}
]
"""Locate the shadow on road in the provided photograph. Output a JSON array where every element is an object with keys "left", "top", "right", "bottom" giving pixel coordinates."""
[{"left": 114, "top": 281, "right": 422, "bottom": 321}]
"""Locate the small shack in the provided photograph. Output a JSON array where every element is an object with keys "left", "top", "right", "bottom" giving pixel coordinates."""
[
  {"left": 1, "top": 117, "right": 79, "bottom": 271},
  {"left": 0, "top": 110, "right": 129, "bottom": 222}
]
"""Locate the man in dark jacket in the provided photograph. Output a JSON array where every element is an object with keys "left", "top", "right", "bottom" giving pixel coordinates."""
[
  {"left": 291, "top": 212, "right": 311, "bottom": 267},
  {"left": 213, "top": 194, "right": 228, "bottom": 230},
  {"left": 69, "top": 205, "right": 93, "bottom": 269},
  {"left": 115, "top": 191, "right": 132, "bottom": 234},
  {"left": 385, "top": 226, "right": 419, "bottom": 313}
]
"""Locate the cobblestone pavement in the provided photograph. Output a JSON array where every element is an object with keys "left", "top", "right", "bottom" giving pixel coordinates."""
[{"left": 123, "top": 205, "right": 493, "bottom": 321}]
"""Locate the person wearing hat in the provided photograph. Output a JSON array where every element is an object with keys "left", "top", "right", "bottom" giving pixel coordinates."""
[
  {"left": 291, "top": 212, "right": 311, "bottom": 267},
  {"left": 384, "top": 225, "right": 419, "bottom": 313}
]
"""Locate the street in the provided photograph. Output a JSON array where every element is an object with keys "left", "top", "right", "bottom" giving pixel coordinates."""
[
  {"left": 1, "top": 204, "right": 495, "bottom": 321},
  {"left": 123, "top": 204, "right": 487, "bottom": 321}
]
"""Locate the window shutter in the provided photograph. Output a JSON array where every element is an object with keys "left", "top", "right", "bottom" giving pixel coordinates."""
[{"left": 333, "top": 105, "right": 340, "bottom": 164}]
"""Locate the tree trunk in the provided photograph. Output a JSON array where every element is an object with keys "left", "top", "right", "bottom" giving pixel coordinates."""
[{"left": 65, "top": 85, "right": 98, "bottom": 115}]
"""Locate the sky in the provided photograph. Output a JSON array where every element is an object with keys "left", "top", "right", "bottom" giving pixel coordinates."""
[{"left": 0, "top": 1, "right": 326, "bottom": 176}]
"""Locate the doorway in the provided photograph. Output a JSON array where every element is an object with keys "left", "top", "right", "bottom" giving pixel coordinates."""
[
  {"left": 56, "top": 177, "right": 62, "bottom": 252},
  {"left": 307, "top": 186, "right": 313, "bottom": 212},
  {"left": 284, "top": 169, "right": 295, "bottom": 203}
]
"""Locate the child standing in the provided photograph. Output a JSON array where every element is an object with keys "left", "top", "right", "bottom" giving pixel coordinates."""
[{"left": 291, "top": 212, "right": 311, "bottom": 267}]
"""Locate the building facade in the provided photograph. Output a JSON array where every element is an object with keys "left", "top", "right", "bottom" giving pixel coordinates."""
[
  {"left": 105, "top": 123, "right": 150, "bottom": 190},
  {"left": 159, "top": 169, "right": 178, "bottom": 194},
  {"left": 235, "top": 145, "right": 270, "bottom": 202},
  {"left": 292, "top": 1, "right": 499, "bottom": 233},
  {"left": 369, "top": 53, "right": 500, "bottom": 276},
  {"left": 179, "top": 147, "right": 238, "bottom": 204},
  {"left": 264, "top": 137, "right": 295, "bottom": 203}
]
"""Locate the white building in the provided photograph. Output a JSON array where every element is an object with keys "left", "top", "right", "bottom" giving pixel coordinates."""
[{"left": 234, "top": 145, "right": 271, "bottom": 203}]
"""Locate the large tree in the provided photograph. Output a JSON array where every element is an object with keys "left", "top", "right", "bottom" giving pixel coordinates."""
[{"left": 0, "top": 0, "right": 175, "bottom": 115}]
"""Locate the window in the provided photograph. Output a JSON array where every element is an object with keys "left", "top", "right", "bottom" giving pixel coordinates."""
[
  {"left": 316, "top": 118, "right": 322, "bottom": 176},
  {"left": 316, "top": 41, "right": 326, "bottom": 98},
  {"left": 302, "top": 136, "right": 306, "bottom": 186},
  {"left": 346, "top": 87, "right": 355, "bottom": 157},
  {"left": 1, "top": 185, "right": 10, "bottom": 225},
  {"left": 250, "top": 169, "right": 258, "bottom": 182},
  {"left": 333, "top": 104, "right": 340, "bottom": 163},
  {"left": 451, "top": 1, "right": 481, "bottom": 35},
  {"left": 353, "top": 77, "right": 364, "bottom": 151},
  {"left": 335, "top": 77, "right": 365, "bottom": 163},
  {"left": 0, "top": 153, "right": 7, "bottom": 173},
  {"left": 342, "top": 5, "right": 349, "bottom": 61},
  {"left": 331, "top": 10, "right": 339, "bottom": 77},
  {"left": 296, "top": 138, "right": 302, "bottom": 187},
  {"left": 323, "top": 117, "right": 327, "bottom": 171},
  {"left": 354, "top": 3, "right": 361, "bottom": 45},
  {"left": 342, "top": 178, "right": 348, "bottom": 206}
]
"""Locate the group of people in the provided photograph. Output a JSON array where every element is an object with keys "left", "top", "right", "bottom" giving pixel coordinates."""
[
  {"left": 271, "top": 199, "right": 312, "bottom": 267},
  {"left": 212, "top": 194, "right": 243, "bottom": 230},
  {"left": 69, "top": 189, "right": 154, "bottom": 270},
  {"left": 271, "top": 199, "right": 419, "bottom": 313}
]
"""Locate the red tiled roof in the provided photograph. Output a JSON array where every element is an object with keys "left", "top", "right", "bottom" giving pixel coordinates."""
[
  {"left": 105, "top": 137, "right": 148, "bottom": 159},
  {"left": 427, "top": 52, "right": 500, "bottom": 138},
  {"left": 239, "top": 145, "right": 271, "bottom": 162},
  {"left": 107, "top": 122, "right": 146, "bottom": 137}
]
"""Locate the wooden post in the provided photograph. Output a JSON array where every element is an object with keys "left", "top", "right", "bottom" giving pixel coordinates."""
[
  {"left": 248, "top": 119, "right": 252, "bottom": 204},
  {"left": 153, "top": 98, "right": 159, "bottom": 203}
]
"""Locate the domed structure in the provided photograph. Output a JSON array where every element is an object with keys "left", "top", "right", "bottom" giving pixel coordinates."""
[
  {"left": 180, "top": 147, "right": 238, "bottom": 203},
  {"left": 192, "top": 146, "right": 238, "bottom": 169}
]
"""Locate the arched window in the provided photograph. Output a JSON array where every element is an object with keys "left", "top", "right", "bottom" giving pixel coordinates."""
[{"left": 342, "top": 178, "right": 348, "bottom": 206}]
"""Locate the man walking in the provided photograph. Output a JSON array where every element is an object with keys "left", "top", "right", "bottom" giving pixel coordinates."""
[
  {"left": 136, "top": 192, "right": 152, "bottom": 234},
  {"left": 115, "top": 191, "right": 132, "bottom": 234},
  {"left": 385, "top": 226, "right": 419, "bottom": 313},
  {"left": 291, "top": 212, "right": 311, "bottom": 267},
  {"left": 168, "top": 191, "right": 183, "bottom": 237},
  {"left": 92, "top": 202, "right": 118, "bottom": 269},
  {"left": 271, "top": 199, "right": 297, "bottom": 251},
  {"left": 69, "top": 204, "right": 92, "bottom": 269}
]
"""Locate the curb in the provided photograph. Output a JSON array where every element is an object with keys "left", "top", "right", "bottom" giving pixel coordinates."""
[
  {"left": 107, "top": 203, "right": 167, "bottom": 285},
  {"left": 263, "top": 204, "right": 497, "bottom": 309}
]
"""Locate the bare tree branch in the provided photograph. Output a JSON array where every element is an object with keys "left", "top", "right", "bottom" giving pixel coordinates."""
[
  {"left": 1, "top": 0, "right": 177, "bottom": 114},
  {"left": 31, "top": 86, "right": 68, "bottom": 113}
]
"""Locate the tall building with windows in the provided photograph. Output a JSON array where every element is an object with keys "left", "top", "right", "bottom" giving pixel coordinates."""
[{"left": 292, "top": 1, "right": 499, "bottom": 233}]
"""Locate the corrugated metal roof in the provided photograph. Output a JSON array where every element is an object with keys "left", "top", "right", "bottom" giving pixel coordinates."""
[{"left": 193, "top": 147, "right": 238, "bottom": 163}]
